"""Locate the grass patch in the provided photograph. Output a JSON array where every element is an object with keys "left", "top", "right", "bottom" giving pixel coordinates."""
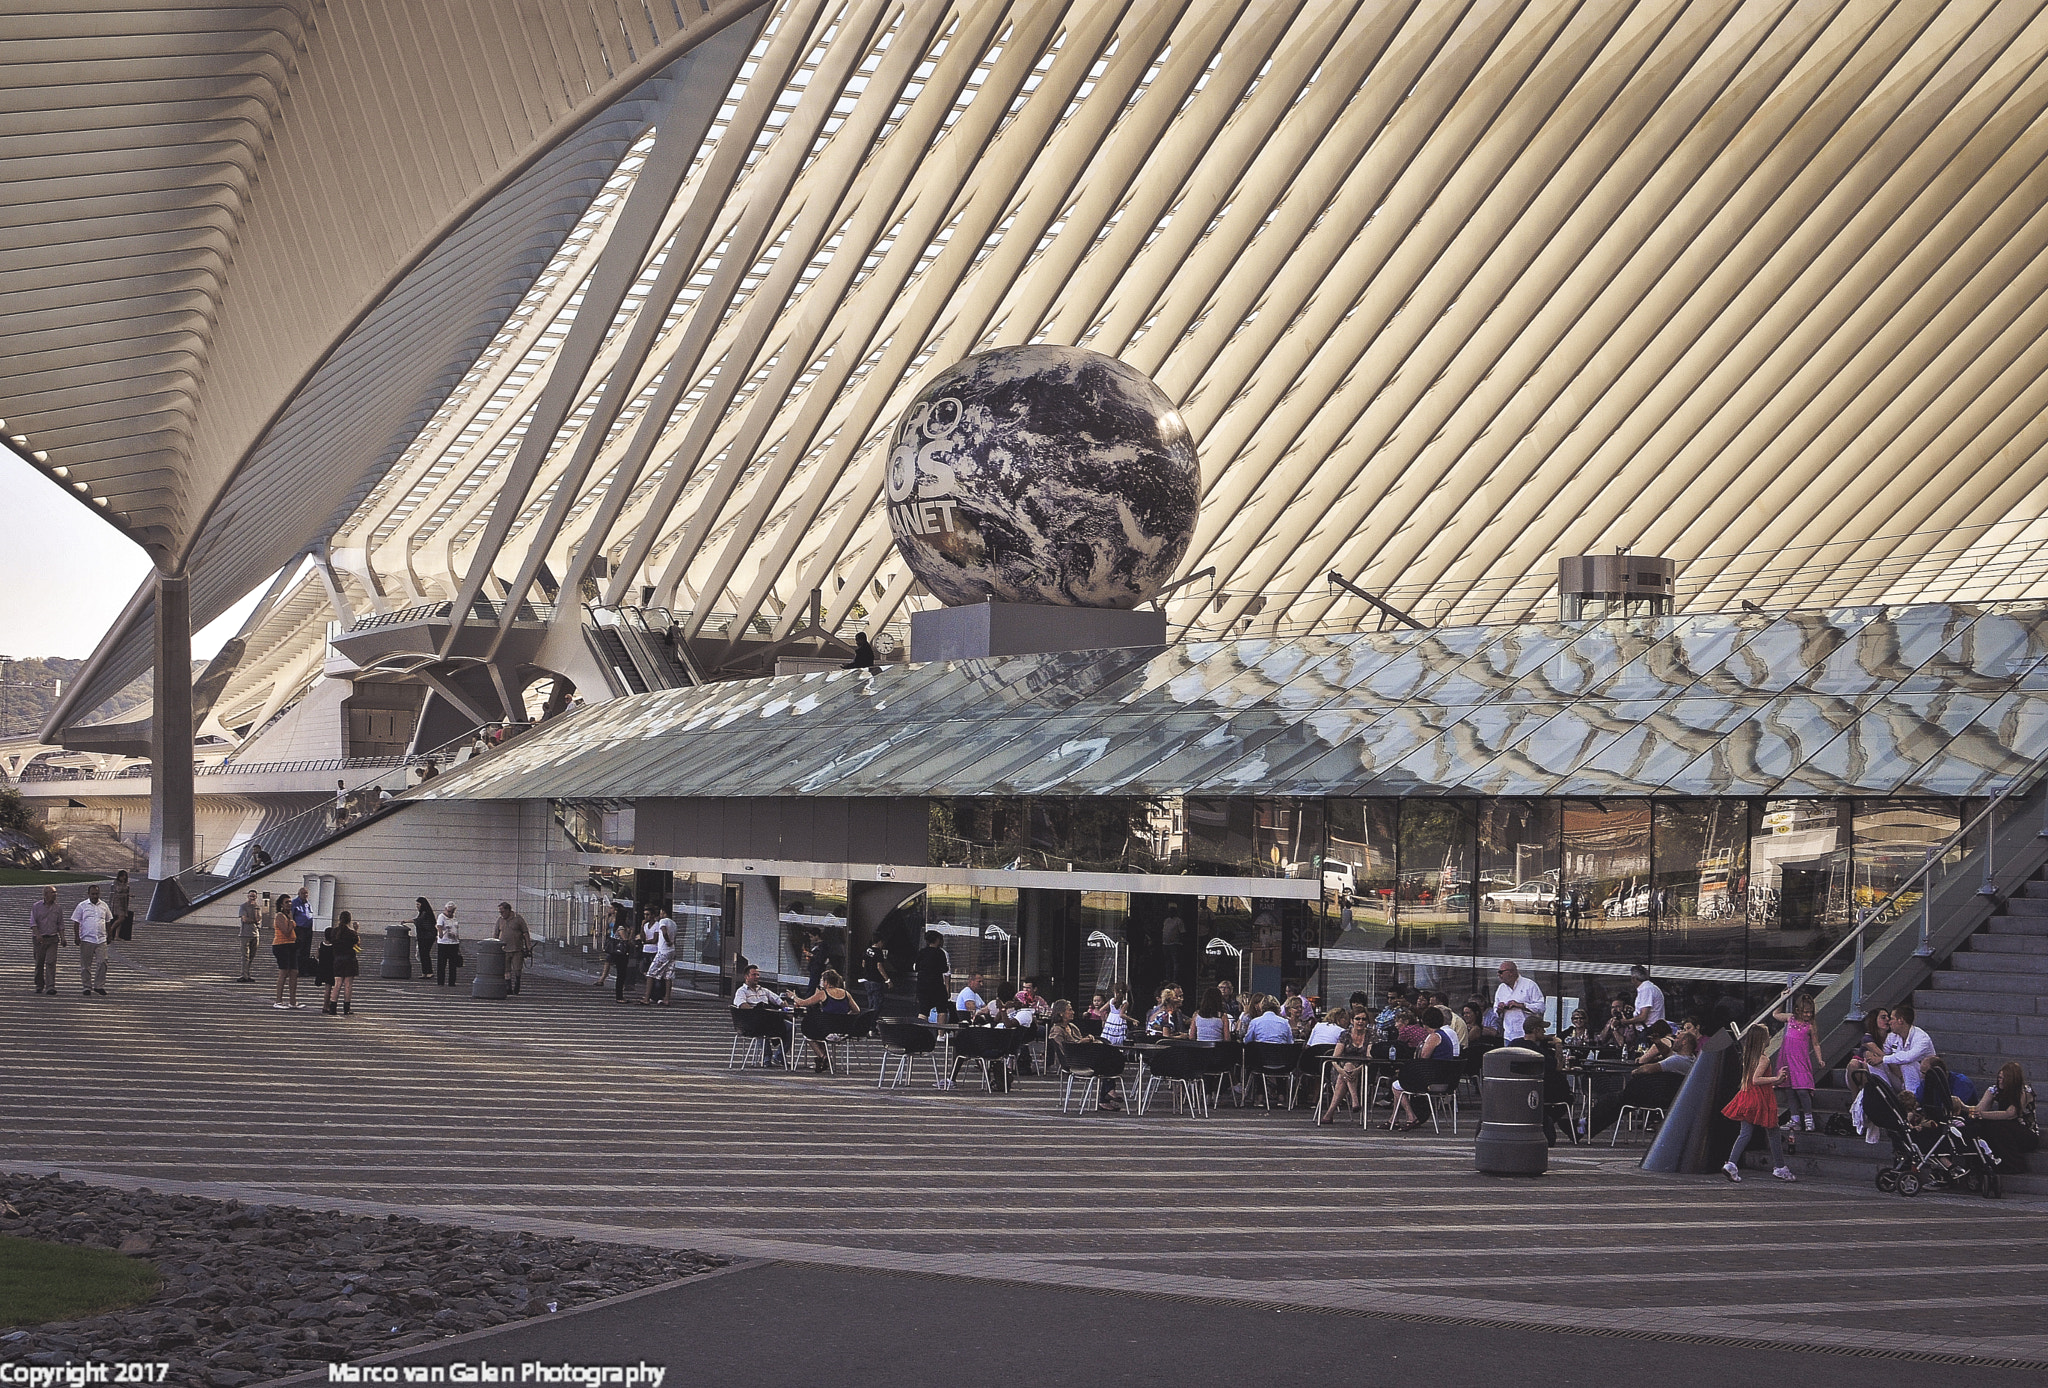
[
  {"left": 0, "top": 869, "right": 106, "bottom": 886},
  {"left": 0, "top": 1236, "right": 161, "bottom": 1327}
]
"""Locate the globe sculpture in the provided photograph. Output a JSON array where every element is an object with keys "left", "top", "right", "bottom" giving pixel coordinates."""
[{"left": 885, "top": 345, "right": 1200, "bottom": 608}]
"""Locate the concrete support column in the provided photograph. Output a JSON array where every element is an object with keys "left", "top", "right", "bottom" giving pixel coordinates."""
[{"left": 149, "top": 573, "right": 195, "bottom": 880}]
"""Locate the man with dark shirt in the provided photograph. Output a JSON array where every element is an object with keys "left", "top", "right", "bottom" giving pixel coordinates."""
[
  {"left": 913, "top": 930, "right": 952, "bottom": 1015},
  {"left": 856, "top": 939, "right": 891, "bottom": 1015}
]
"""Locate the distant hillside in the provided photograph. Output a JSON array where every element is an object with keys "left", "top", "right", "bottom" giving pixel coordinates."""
[{"left": 0, "top": 657, "right": 163, "bottom": 740}]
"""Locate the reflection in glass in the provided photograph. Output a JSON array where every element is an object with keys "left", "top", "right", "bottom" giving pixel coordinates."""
[
  {"left": 1476, "top": 799, "right": 1561, "bottom": 976},
  {"left": 1751, "top": 799, "right": 1851, "bottom": 973},
  {"left": 1558, "top": 800, "right": 1651, "bottom": 1027},
  {"left": 1852, "top": 798, "right": 1962, "bottom": 926},
  {"left": 1650, "top": 801, "right": 1750, "bottom": 989},
  {"left": 1183, "top": 797, "right": 1325, "bottom": 878},
  {"left": 1396, "top": 800, "right": 1477, "bottom": 999},
  {"left": 922, "top": 883, "right": 1021, "bottom": 986},
  {"left": 1322, "top": 800, "right": 1397, "bottom": 1010},
  {"left": 778, "top": 876, "right": 849, "bottom": 980}
]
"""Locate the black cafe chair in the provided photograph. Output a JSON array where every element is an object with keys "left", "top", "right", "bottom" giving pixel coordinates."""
[
  {"left": 952, "top": 1026, "right": 1017, "bottom": 1093},
  {"left": 1199, "top": 1040, "right": 1243, "bottom": 1108},
  {"left": 1244, "top": 1041, "right": 1306, "bottom": 1110},
  {"left": 1391, "top": 1057, "right": 1465, "bottom": 1134},
  {"left": 876, "top": 1018, "right": 940, "bottom": 1089},
  {"left": 800, "top": 1008, "right": 866, "bottom": 1075},
  {"left": 1061, "top": 1042, "right": 1130, "bottom": 1114},
  {"left": 1298, "top": 1043, "right": 1339, "bottom": 1114},
  {"left": 728, "top": 1007, "right": 788, "bottom": 1069},
  {"left": 1142, "top": 1045, "right": 1212, "bottom": 1117}
]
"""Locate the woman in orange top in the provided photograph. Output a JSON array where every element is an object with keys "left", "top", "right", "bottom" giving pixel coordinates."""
[{"left": 270, "top": 896, "right": 302, "bottom": 1011}]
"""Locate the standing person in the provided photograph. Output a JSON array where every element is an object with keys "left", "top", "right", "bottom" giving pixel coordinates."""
[
  {"left": 291, "top": 886, "right": 316, "bottom": 978},
  {"left": 1721, "top": 1024, "right": 1796, "bottom": 1182},
  {"left": 1771, "top": 991, "right": 1825, "bottom": 1132},
  {"left": 612, "top": 911, "right": 644, "bottom": 1004},
  {"left": 1627, "top": 965, "right": 1665, "bottom": 1029},
  {"left": 856, "top": 935, "right": 891, "bottom": 1015},
  {"left": 434, "top": 902, "right": 463, "bottom": 987},
  {"left": 913, "top": 929, "right": 951, "bottom": 1017},
  {"left": 1493, "top": 960, "right": 1544, "bottom": 1044},
  {"left": 637, "top": 907, "right": 661, "bottom": 998},
  {"left": 494, "top": 902, "right": 532, "bottom": 996},
  {"left": 316, "top": 918, "right": 339, "bottom": 1013},
  {"left": 108, "top": 870, "right": 134, "bottom": 954},
  {"left": 31, "top": 885, "right": 66, "bottom": 994},
  {"left": 270, "top": 893, "right": 301, "bottom": 1010},
  {"left": 330, "top": 911, "right": 360, "bottom": 1015},
  {"left": 72, "top": 884, "right": 113, "bottom": 997},
  {"left": 235, "top": 889, "right": 261, "bottom": 981},
  {"left": 642, "top": 907, "right": 675, "bottom": 1006},
  {"left": 411, "top": 897, "right": 437, "bottom": 980},
  {"left": 332, "top": 779, "right": 350, "bottom": 828}
]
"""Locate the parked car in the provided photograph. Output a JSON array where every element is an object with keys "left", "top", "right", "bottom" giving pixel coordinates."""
[{"left": 1483, "top": 879, "right": 1557, "bottom": 913}]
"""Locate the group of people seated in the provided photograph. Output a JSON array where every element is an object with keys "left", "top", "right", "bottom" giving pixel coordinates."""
[{"left": 1847, "top": 1004, "right": 2039, "bottom": 1172}]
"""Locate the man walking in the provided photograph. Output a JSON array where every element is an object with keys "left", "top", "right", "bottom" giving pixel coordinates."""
[
  {"left": 235, "top": 890, "right": 262, "bottom": 981},
  {"left": 72, "top": 883, "right": 113, "bottom": 996},
  {"left": 108, "top": 870, "right": 134, "bottom": 954},
  {"left": 31, "top": 885, "right": 64, "bottom": 994},
  {"left": 494, "top": 901, "right": 532, "bottom": 996}
]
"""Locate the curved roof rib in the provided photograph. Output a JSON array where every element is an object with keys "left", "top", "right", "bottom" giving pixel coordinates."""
[{"left": 22, "top": 0, "right": 2048, "bottom": 725}]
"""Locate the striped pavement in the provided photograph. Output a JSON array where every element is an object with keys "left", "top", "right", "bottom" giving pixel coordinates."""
[{"left": 5, "top": 910, "right": 2047, "bottom": 1369}]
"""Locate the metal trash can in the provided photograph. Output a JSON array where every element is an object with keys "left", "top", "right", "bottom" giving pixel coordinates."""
[
  {"left": 470, "top": 938, "right": 509, "bottom": 999},
  {"left": 1475, "top": 1046, "right": 1549, "bottom": 1176},
  {"left": 380, "top": 925, "right": 413, "bottom": 979}
]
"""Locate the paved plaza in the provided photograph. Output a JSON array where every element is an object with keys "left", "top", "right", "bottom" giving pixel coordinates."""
[{"left": 6, "top": 911, "right": 2048, "bottom": 1374}]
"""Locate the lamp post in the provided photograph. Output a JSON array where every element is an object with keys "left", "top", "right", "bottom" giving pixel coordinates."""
[
  {"left": 1205, "top": 936, "right": 1244, "bottom": 997},
  {"left": 1085, "top": 929, "right": 1123, "bottom": 992}
]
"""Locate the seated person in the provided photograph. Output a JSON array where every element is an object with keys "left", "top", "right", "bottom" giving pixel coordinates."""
[
  {"left": 1044, "top": 1000, "right": 1087, "bottom": 1078},
  {"left": 953, "top": 974, "right": 987, "bottom": 1018},
  {"left": 1586, "top": 1031, "right": 1698, "bottom": 1140},
  {"left": 1242, "top": 998, "right": 1296, "bottom": 1044},
  {"left": 1519, "top": 1016, "right": 1577, "bottom": 1146},
  {"left": 1594, "top": 998, "right": 1638, "bottom": 1055},
  {"left": 1966, "top": 1062, "right": 2037, "bottom": 1174},
  {"left": 1281, "top": 994, "right": 1312, "bottom": 1040},
  {"left": 1306, "top": 1006, "right": 1349, "bottom": 1048},
  {"left": 1390, "top": 1007, "right": 1462, "bottom": 1130},
  {"left": 1320, "top": 1012, "right": 1374, "bottom": 1123},
  {"left": 1190, "top": 987, "right": 1236, "bottom": 1042},
  {"left": 732, "top": 964, "right": 787, "bottom": 1065},
  {"left": 784, "top": 968, "right": 860, "bottom": 1073}
]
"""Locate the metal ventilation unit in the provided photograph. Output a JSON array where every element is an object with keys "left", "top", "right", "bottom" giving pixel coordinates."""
[{"left": 1558, "top": 552, "right": 1676, "bottom": 621}]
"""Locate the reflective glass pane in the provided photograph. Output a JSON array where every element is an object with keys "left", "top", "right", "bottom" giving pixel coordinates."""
[
  {"left": 1851, "top": 799, "right": 1962, "bottom": 923},
  {"left": 1651, "top": 799, "right": 1749, "bottom": 976},
  {"left": 1750, "top": 799, "right": 1851, "bottom": 976},
  {"left": 1476, "top": 799, "right": 1561, "bottom": 971},
  {"left": 1320, "top": 800, "right": 1398, "bottom": 1008},
  {"left": 1805, "top": 607, "right": 1980, "bottom": 696}
]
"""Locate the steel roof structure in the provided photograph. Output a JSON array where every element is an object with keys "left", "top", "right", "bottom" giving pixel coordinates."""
[{"left": 13, "top": 0, "right": 2048, "bottom": 739}]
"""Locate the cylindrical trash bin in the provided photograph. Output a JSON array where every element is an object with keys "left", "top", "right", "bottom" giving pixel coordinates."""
[
  {"left": 1475, "top": 1046, "right": 1549, "bottom": 1176},
  {"left": 470, "top": 938, "right": 509, "bottom": 999},
  {"left": 380, "top": 925, "right": 413, "bottom": 979}
]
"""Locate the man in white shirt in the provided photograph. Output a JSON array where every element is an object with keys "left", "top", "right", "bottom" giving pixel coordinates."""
[
  {"left": 72, "top": 884, "right": 113, "bottom": 996},
  {"left": 1493, "top": 960, "right": 1544, "bottom": 1044},
  {"left": 1862, "top": 1002, "right": 1935, "bottom": 1097},
  {"left": 1628, "top": 965, "right": 1666, "bottom": 1029},
  {"left": 732, "top": 965, "right": 787, "bottom": 1065},
  {"left": 954, "top": 974, "right": 986, "bottom": 1017}
]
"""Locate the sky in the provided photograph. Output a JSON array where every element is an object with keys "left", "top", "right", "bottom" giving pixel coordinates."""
[{"left": 0, "top": 450, "right": 267, "bottom": 663}]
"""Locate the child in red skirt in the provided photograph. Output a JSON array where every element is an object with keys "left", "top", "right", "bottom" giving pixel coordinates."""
[{"left": 1722, "top": 1023, "right": 1796, "bottom": 1183}]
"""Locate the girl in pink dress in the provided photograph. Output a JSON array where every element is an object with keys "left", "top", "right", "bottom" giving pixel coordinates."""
[{"left": 1772, "top": 992, "right": 1825, "bottom": 1131}]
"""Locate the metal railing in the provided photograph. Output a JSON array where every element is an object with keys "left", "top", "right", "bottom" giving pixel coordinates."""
[
  {"left": 161, "top": 722, "right": 499, "bottom": 910},
  {"left": 1748, "top": 745, "right": 2048, "bottom": 1033},
  {"left": 345, "top": 599, "right": 555, "bottom": 634}
]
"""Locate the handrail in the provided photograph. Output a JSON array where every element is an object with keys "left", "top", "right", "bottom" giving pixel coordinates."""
[{"left": 1747, "top": 741, "right": 2048, "bottom": 1030}]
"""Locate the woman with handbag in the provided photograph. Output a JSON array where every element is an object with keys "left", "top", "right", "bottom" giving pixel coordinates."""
[
  {"left": 1721, "top": 1024, "right": 1795, "bottom": 1183},
  {"left": 411, "top": 897, "right": 437, "bottom": 981},
  {"left": 611, "top": 912, "right": 643, "bottom": 1004}
]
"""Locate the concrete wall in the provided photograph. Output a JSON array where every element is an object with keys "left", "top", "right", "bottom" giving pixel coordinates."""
[{"left": 182, "top": 800, "right": 563, "bottom": 943}]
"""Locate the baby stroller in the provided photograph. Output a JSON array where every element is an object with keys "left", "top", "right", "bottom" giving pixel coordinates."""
[{"left": 1860, "top": 1074, "right": 2001, "bottom": 1198}]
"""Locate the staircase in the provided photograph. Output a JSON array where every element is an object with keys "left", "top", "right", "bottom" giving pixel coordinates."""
[
  {"left": 1915, "top": 865, "right": 2048, "bottom": 1095},
  {"left": 1780, "top": 864, "right": 2048, "bottom": 1198}
]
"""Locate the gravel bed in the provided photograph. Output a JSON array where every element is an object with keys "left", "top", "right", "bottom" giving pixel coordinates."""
[{"left": 0, "top": 1174, "right": 723, "bottom": 1385}]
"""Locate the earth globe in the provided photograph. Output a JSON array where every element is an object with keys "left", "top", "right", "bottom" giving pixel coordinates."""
[{"left": 885, "top": 345, "right": 1200, "bottom": 608}]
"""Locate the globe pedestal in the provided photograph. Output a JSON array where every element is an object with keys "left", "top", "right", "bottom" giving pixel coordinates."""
[{"left": 908, "top": 601, "right": 1168, "bottom": 663}]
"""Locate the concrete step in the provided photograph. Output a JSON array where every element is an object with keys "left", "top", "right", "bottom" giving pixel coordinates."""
[
  {"left": 2002, "top": 894, "right": 2048, "bottom": 915},
  {"left": 1912, "top": 1005, "right": 2048, "bottom": 1039},
  {"left": 1925, "top": 971, "right": 2048, "bottom": 1000},
  {"left": 1985, "top": 914, "right": 2048, "bottom": 936},
  {"left": 2017, "top": 879, "right": 2048, "bottom": 900},
  {"left": 1943, "top": 951, "right": 2048, "bottom": 978},
  {"left": 1962, "top": 932, "right": 2048, "bottom": 956},
  {"left": 1774, "top": 1134, "right": 2048, "bottom": 1199}
]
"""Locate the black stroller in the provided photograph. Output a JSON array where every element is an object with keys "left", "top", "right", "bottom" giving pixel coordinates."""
[{"left": 1860, "top": 1074, "right": 2001, "bottom": 1198}]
